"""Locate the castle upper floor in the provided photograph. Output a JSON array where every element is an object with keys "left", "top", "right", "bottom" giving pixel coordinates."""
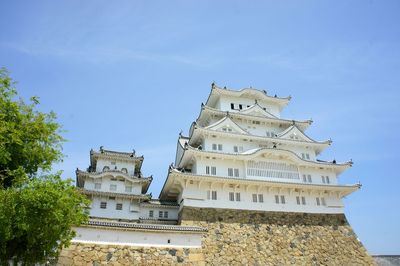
[
  {"left": 205, "top": 84, "right": 291, "bottom": 118},
  {"left": 88, "top": 147, "right": 144, "bottom": 177}
]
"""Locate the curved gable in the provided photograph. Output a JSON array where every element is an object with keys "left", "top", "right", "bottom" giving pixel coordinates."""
[
  {"left": 240, "top": 103, "right": 277, "bottom": 118},
  {"left": 277, "top": 125, "right": 316, "bottom": 142},
  {"left": 205, "top": 116, "right": 249, "bottom": 135}
]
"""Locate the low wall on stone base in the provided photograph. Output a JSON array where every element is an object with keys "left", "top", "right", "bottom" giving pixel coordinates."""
[
  {"left": 180, "top": 207, "right": 376, "bottom": 266},
  {"left": 58, "top": 243, "right": 204, "bottom": 266}
]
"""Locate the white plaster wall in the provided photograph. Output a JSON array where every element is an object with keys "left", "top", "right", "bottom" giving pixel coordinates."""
[
  {"left": 96, "top": 159, "right": 136, "bottom": 176},
  {"left": 195, "top": 157, "right": 246, "bottom": 178},
  {"left": 298, "top": 166, "right": 337, "bottom": 185},
  {"left": 74, "top": 227, "right": 202, "bottom": 248},
  {"left": 181, "top": 184, "right": 344, "bottom": 214},
  {"left": 90, "top": 196, "right": 141, "bottom": 220},
  {"left": 84, "top": 176, "right": 142, "bottom": 194},
  {"left": 140, "top": 206, "right": 179, "bottom": 220}
]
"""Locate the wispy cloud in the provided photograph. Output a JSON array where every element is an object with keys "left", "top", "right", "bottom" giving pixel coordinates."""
[{"left": 0, "top": 41, "right": 213, "bottom": 68}]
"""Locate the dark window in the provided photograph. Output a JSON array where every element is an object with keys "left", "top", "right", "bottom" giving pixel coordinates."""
[
  {"left": 116, "top": 203, "right": 123, "bottom": 210},
  {"left": 231, "top": 103, "right": 234, "bottom": 109},
  {"left": 239, "top": 104, "right": 243, "bottom": 110},
  {"left": 100, "top": 202, "right": 107, "bottom": 209}
]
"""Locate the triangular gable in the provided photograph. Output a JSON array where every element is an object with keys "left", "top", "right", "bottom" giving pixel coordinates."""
[
  {"left": 276, "top": 125, "right": 315, "bottom": 142},
  {"left": 205, "top": 116, "right": 249, "bottom": 135},
  {"left": 240, "top": 103, "right": 277, "bottom": 118},
  {"left": 246, "top": 148, "right": 299, "bottom": 165}
]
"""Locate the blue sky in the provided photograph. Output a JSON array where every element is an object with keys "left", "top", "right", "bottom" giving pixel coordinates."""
[{"left": 1, "top": 0, "right": 399, "bottom": 255}]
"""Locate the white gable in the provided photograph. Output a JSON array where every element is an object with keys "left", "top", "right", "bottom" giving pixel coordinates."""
[
  {"left": 205, "top": 116, "right": 249, "bottom": 135},
  {"left": 277, "top": 125, "right": 315, "bottom": 142},
  {"left": 240, "top": 104, "right": 277, "bottom": 118}
]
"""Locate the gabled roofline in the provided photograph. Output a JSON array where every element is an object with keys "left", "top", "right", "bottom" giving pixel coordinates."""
[
  {"left": 277, "top": 124, "right": 332, "bottom": 144},
  {"left": 160, "top": 169, "right": 360, "bottom": 200},
  {"left": 89, "top": 147, "right": 144, "bottom": 172},
  {"left": 205, "top": 83, "right": 291, "bottom": 108},
  {"left": 179, "top": 145, "right": 351, "bottom": 172},
  {"left": 76, "top": 169, "right": 153, "bottom": 193},
  {"left": 240, "top": 101, "right": 278, "bottom": 118},
  {"left": 196, "top": 103, "right": 312, "bottom": 131},
  {"left": 188, "top": 123, "right": 331, "bottom": 152},
  {"left": 204, "top": 115, "right": 250, "bottom": 135}
]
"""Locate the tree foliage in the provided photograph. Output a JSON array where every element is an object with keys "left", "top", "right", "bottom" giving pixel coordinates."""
[
  {"left": 0, "top": 68, "right": 89, "bottom": 264},
  {"left": 0, "top": 67, "right": 64, "bottom": 188}
]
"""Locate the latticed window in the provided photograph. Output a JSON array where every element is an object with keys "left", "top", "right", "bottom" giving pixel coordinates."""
[
  {"left": 207, "top": 190, "right": 217, "bottom": 200},
  {"left": 258, "top": 194, "right": 264, "bottom": 203},
  {"left": 228, "top": 168, "right": 233, "bottom": 177},
  {"left": 164, "top": 211, "right": 168, "bottom": 218},
  {"left": 116, "top": 203, "right": 123, "bottom": 210},
  {"left": 100, "top": 202, "right": 107, "bottom": 209},
  {"left": 149, "top": 210, "right": 154, "bottom": 218},
  {"left": 229, "top": 192, "right": 235, "bottom": 201},
  {"left": 247, "top": 160, "right": 299, "bottom": 180},
  {"left": 252, "top": 194, "right": 258, "bottom": 202},
  {"left": 211, "top": 167, "right": 216, "bottom": 175},
  {"left": 212, "top": 191, "right": 217, "bottom": 200},
  {"left": 235, "top": 193, "right": 241, "bottom": 202}
]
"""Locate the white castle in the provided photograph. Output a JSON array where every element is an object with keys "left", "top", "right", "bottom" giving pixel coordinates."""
[
  {"left": 161, "top": 84, "right": 359, "bottom": 214},
  {"left": 74, "top": 84, "right": 361, "bottom": 248}
]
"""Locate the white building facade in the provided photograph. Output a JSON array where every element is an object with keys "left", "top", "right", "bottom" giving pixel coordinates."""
[
  {"left": 160, "top": 84, "right": 360, "bottom": 214},
  {"left": 76, "top": 147, "right": 180, "bottom": 222}
]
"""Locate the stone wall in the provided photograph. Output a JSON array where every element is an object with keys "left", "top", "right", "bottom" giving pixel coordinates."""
[
  {"left": 58, "top": 243, "right": 204, "bottom": 265},
  {"left": 180, "top": 207, "right": 376, "bottom": 266},
  {"left": 58, "top": 208, "right": 376, "bottom": 265}
]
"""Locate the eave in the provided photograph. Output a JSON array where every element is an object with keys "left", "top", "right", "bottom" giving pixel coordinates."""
[
  {"left": 205, "top": 84, "right": 291, "bottom": 108},
  {"left": 160, "top": 170, "right": 360, "bottom": 201},
  {"left": 84, "top": 219, "right": 207, "bottom": 233},
  {"left": 90, "top": 148, "right": 144, "bottom": 171},
  {"left": 188, "top": 124, "right": 331, "bottom": 155},
  {"left": 79, "top": 189, "right": 151, "bottom": 200},
  {"left": 76, "top": 169, "right": 153, "bottom": 193},
  {"left": 178, "top": 145, "right": 351, "bottom": 174}
]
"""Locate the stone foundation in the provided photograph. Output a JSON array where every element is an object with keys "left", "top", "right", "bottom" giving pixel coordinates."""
[
  {"left": 57, "top": 243, "right": 204, "bottom": 265},
  {"left": 180, "top": 207, "right": 375, "bottom": 265},
  {"left": 58, "top": 208, "right": 376, "bottom": 265}
]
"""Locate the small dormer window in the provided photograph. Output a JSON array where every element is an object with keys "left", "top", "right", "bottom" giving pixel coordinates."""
[
  {"left": 121, "top": 168, "right": 128, "bottom": 174},
  {"left": 239, "top": 104, "right": 243, "bottom": 110},
  {"left": 230, "top": 103, "right": 235, "bottom": 110},
  {"left": 103, "top": 166, "right": 110, "bottom": 172}
]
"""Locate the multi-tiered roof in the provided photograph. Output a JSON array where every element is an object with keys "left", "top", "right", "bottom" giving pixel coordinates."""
[{"left": 160, "top": 84, "right": 360, "bottom": 213}]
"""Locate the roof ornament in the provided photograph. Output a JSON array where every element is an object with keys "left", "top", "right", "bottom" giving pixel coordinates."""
[
  {"left": 226, "top": 111, "right": 230, "bottom": 117},
  {"left": 274, "top": 94, "right": 277, "bottom": 98},
  {"left": 179, "top": 130, "right": 183, "bottom": 136},
  {"left": 223, "top": 86, "right": 227, "bottom": 89},
  {"left": 201, "top": 102, "right": 204, "bottom": 107},
  {"left": 273, "top": 143, "right": 277, "bottom": 149},
  {"left": 132, "top": 148, "right": 136, "bottom": 156},
  {"left": 333, "top": 159, "right": 336, "bottom": 164},
  {"left": 292, "top": 120, "right": 295, "bottom": 125},
  {"left": 211, "top": 82, "right": 216, "bottom": 89},
  {"left": 263, "top": 90, "right": 267, "bottom": 95},
  {"left": 255, "top": 99, "right": 258, "bottom": 104},
  {"left": 100, "top": 146, "right": 104, "bottom": 153}
]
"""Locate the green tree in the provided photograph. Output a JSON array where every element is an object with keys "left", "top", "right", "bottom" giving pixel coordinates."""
[{"left": 0, "top": 68, "right": 89, "bottom": 265}]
